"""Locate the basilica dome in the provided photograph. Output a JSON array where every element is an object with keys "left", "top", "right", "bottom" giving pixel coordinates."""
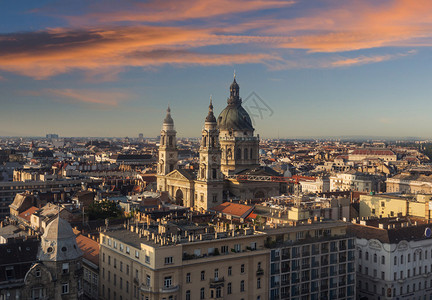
[{"left": 217, "top": 78, "right": 254, "bottom": 131}]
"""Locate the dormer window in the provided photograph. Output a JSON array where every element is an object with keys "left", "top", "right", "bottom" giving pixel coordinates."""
[{"left": 62, "top": 263, "right": 69, "bottom": 274}]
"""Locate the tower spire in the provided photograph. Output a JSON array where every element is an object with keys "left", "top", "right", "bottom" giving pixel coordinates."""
[{"left": 206, "top": 95, "right": 216, "bottom": 123}]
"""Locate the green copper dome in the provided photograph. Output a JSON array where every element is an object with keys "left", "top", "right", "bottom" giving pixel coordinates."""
[{"left": 217, "top": 78, "right": 254, "bottom": 131}]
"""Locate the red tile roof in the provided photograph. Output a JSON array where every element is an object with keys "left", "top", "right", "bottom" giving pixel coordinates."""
[
  {"left": 75, "top": 234, "right": 99, "bottom": 266},
  {"left": 18, "top": 206, "right": 39, "bottom": 223},
  {"left": 211, "top": 202, "right": 254, "bottom": 219}
]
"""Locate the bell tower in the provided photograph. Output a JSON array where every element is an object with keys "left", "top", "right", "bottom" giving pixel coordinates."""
[
  {"left": 198, "top": 98, "right": 223, "bottom": 181},
  {"left": 194, "top": 98, "right": 225, "bottom": 211},
  {"left": 157, "top": 106, "right": 178, "bottom": 191}
]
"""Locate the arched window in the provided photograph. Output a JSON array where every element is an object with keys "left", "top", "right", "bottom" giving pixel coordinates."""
[
  {"left": 169, "top": 136, "right": 173, "bottom": 146},
  {"left": 203, "top": 136, "right": 207, "bottom": 147},
  {"left": 237, "top": 148, "right": 242, "bottom": 160},
  {"left": 244, "top": 148, "right": 248, "bottom": 160}
]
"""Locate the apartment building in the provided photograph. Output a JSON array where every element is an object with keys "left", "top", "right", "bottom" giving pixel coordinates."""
[
  {"left": 266, "top": 221, "right": 356, "bottom": 300},
  {"left": 350, "top": 217, "right": 432, "bottom": 299},
  {"left": 99, "top": 221, "right": 269, "bottom": 300}
]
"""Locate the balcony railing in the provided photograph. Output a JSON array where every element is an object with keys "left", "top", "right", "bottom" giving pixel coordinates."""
[
  {"left": 256, "top": 268, "right": 264, "bottom": 276},
  {"left": 209, "top": 277, "right": 225, "bottom": 288},
  {"left": 160, "top": 285, "right": 180, "bottom": 293}
]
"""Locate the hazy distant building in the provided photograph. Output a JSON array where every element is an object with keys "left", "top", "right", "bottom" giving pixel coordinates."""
[
  {"left": 348, "top": 149, "right": 397, "bottom": 162},
  {"left": 46, "top": 133, "right": 59, "bottom": 139}
]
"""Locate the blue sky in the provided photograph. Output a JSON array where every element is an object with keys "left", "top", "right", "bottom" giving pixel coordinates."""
[{"left": 1, "top": 0, "right": 432, "bottom": 138}]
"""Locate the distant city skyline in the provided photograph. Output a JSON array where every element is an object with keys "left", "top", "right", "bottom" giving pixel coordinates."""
[{"left": 1, "top": 0, "right": 432, "bottom": 138}]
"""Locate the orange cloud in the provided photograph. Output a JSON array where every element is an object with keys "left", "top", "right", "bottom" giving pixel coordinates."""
[
  {"left": 0, "top": 26, "right": 281, "bottom": 79},
  {"left": 1, "top": 0, "right": 430, "bottom": 80},
  {"left": 252, "top": 0, "right": 432, "bottom": 52},
  {"left": 68, "top": 0, "right": 295, "bottom": 25},
  {"left": 330, "top": 50, "right": 417, "bottom": 67},
  {"left": 32, "top": 88, "right": 132, "bottom": 107}
]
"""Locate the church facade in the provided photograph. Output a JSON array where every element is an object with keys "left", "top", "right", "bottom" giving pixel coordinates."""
[{"left": 156, "top": 77, "right": 283, "bottom": 211}]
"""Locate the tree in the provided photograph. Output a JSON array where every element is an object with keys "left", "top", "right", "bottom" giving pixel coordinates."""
[{"left": 87, "top": 200, "right": 123, "bottom": 220}]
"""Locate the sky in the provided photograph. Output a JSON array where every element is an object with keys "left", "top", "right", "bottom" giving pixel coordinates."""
[{"left": 1, "top": 0, "right": 432, "bottom": 139}]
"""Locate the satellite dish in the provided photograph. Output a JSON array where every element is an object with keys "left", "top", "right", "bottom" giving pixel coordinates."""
[{"left": 425, "top": 227, "right": 431, "bottom": 238}]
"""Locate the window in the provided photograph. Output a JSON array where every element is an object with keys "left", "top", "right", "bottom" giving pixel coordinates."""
[
  {"left": 126, "top": 265, "right": 129, "bottom": 275},
  {"left": 165, "top": 257, "right": 173, "bottom": 264},
  {"left": 120, "top": 244, "right": 124, "bottom": 252},
  {"left": 228, "top": 266, "right": 232, "bottom": 276},
  {"left": 32, "top": 287, "right": 44, "bottom": 299},
  {"left": 227, "top": 282, "right": 232, "bottom": 294},
  {"left": 241, "top": 264, "right": 245, "bottom": 274},
  {"left": 394, "top": 272, "right": 397, "bottom": 281},
  {"left": 381, "top": 256, "right": 385, "bottom": 264},
  {"left": 200, "top": 288, "right": 205, "bottom": 299},
  {"left": 234, "top": 244, "right": 241, "bottom": 252},
  {"left": 135, "top": 250, "right": 139, "bottom": 258},
  {"left": 201, "top": 271, "right": 205, "bottom": 281},
  {"left": 381, "top": 271, "right": 385, "bottom": 280},
  {"left": 62, "top": 263, "right": 69, "bottom": 274},
  {"left": 62, "top": 283, "right": 69, "bottom": 294},
  {"left": 365, "top": 252, "right": 369, "bottom": 261},
  {"left": 120, "top": 277, "right": 123, "bottom": 289},
  {"left": 114, "top": 274, "right": 117, "bottom": 285},
  {"left": 126, "top": 246, "right": 130, "bottom": 254},
  {"left": 373, "top": 254, "right": 377, "bottom": 263},
  {"left": 103, "top": 253, "right": 105, "bottom": 262},
  {"left": 257, "top": 277, "right": 261, "bottom": 289},
  {"left": 186, "top": 290, "right": 190, "bottom": 300},
  {"left": 186, "top": 273, "right": 191, "bottom": 283},
  {"left": 164, "top": 276, "right": 172, "bottom": 288},
  {"left": 359, "top": 250, "right": 362, "bottom": 259},
  {"left": 114, "top": 258, "right": 117, "bottom": 268},
  {"left": 394, "top": 256, "right": 397, "bottom": 265},
  {"left": 145, "top": 255, "right": 150, "bottom": 264},
  {"left": 216, "top": 286, "right": 222, "bottom": 298},
  {"left": 120, "top": 261, "right": 123, "bottom": 272},
  {"left": 408, "top": 254, "right": 411, "bottom": 262},
  {"left": 146, "top": 275, "right": 151, "bottom": 286},
  {"left": 108, "top": 256, "right": 111, "bottom": 265},
  {"left": 214, "top": 269, "right": 219, "bottom": 280},
  {"left": 240, "top": 280, "right": 245, "bottom": 292},
  {"left": 126, "top": 281, "right": 129, "bottom": 293},
  {"left": 401, "top": 255, "right": 404, "bottom": 264},
  {"left": 221, "top": 245, "right": 228, "bottom": 254},
  {"left": 35, "top": 268, "right": 41, "bottom": 277}
]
